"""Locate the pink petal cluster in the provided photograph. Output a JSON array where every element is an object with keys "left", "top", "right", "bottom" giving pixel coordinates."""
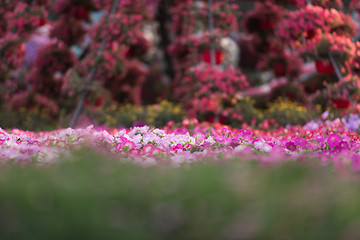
[
  {"left": 5, "top": 2, "right": 47, "bottom": 38},
  {"left": 275, "top": 5, "right": 356, "bottom": 49},
  {"left": 177, "top": 65, "right": 248, "bottom": 117},
  {"left": 1, "top": 116, "right": 360, "bottom": 172},
  {"left": 298, "top": 33, "right": 357, "bottom": 67}
]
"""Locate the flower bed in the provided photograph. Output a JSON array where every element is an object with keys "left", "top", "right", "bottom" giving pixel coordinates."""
[{"left": 2, "top": 116, "right": 360, "bottom": 171}]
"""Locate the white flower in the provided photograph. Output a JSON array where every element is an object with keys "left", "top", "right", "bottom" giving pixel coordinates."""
[
  {"left": 262, "top": 144, "right": 273, "bottom": 153},
  {"left": 254, "top": 140, "right": 265, "bottom": 150},
  {"left": 153, "top": 129, "right": 165, "bottom": 137},
  {"left": 114, "top": 129, "right": 127, "bottom": 138},
  {"left": 234, "top": 145, "right": 246, "bottom": 152},
  {"left": 206, "top": 136, "right": 215, "bottom": 144}
]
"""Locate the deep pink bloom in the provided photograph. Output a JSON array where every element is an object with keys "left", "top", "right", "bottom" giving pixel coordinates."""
[
  {"left": 338, "top": 141, "right": 349, "bottom": 150},
  {"left": 294, "top": 138, "right": 307, "bottom": 149},
  {"left": 122, "top": 140, "right": 135, "bottom": 151},
  {"left": 239, "top": 129, "right": 252, "bottom": 136},
  {"left": 285, "top": 141, "right": 297, "bottom": 151},
  {"left": 143, "top": 144, "right": 155, "bottom": 154},
  {"left": 327, "top": 134, "right": 341, "bottom": 148}
]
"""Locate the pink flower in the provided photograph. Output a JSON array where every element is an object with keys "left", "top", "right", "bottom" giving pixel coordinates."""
[
  {"left": 285, "top": 141, "right": 297, "bottom": 151},
  {"left": 239, "top": 129, "right": 251, "bottom": 136},
  {"left": 143, "top": 144, "right": 155, "bottom": 154},
  {"left": 327, "top": 134, "right": 341, "bottom": 148},
  {"left": 122, "top": 140, "right": 135, "bottom": 151}
]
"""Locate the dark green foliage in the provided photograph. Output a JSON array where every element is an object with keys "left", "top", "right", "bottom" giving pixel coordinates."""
[{"left": 1, "top": 152, "right": 360, "bottom": 240}]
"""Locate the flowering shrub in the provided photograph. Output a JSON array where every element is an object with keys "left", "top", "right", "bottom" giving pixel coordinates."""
[
  {"left": 168, "top": 0, "right": 240, "bottom": 92},
  {"left": 79, "top": 44, "right": 126, "bottom": 91},
  {"left": 2, "top": 0, "right": 360, "bottom": 131},
  {"left": 49, "top": 16, "right": 87, "bottom": 46},
  {"left": 314, "top": 34, "right": 356, "bottom": 62},
  {"left": 298, "top": 33, "right": 357, "bottom": 73},
  {"left": 177, "top": 66, "right": 249, "bottom": 118},
  {"left": 243, "top": 2, "right": 283, "bottom": 34},
  {"left": 81, "top": 0, "right": 153, "bottom": 105},
  {"left": 312, "top": 75, "right": 360, "bottom": 110},
  {"left": 33, "top": 41, "right": 76, "bottom": 74},
  {"left": 0, "top": 0, "right": 159, "bottom": 122},
  {"left": 0, "top": 2, "right": 50, "bottom": 116},
  {"left": 0, "top": 1, "right": 36, "bottom": 37},
  {"left": 112, "top": 60, "right": 149, "bottom": 105},
  {"left": 243, "top": 1, "right": 359, "bottom": 110},
  {"left": 0, "top": 1, "right": 48, "bottom": 79},
  {"left": 170, "top": 0, "right": 239, "bottom": 36},
  {"left": 6, "top": 41, "right": 77, "bottom": 115},
  {"left": 257, "top": 52, "right": 303, "bottom": 79},
  {"left": 5, "top": 2, "right": 47, "bottom": 38},
  {"left": 328, "top": 80, "right": 360, "bottom": 101},
  {"left": 168, "top": 32, "right": 224, "bottom": 73},
  {"left": 350, "top": 41, "right": 360, "bottom": 74},
  {"left": 0, "top": 35, "right": 25, "bottom": 77},
  {"left": 91, "top": 13, "right": 147, "bottom": 48},
  {"left": 0, "top": 0, "right": 95, "bottom": 120},
  {"left": 275, "top": 6, "right": 356, "bottom": 50}
]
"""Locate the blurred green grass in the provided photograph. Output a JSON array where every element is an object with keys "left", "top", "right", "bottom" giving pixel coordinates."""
[{"left": 1, "top": 152, "right": 360, "bottom": 240}]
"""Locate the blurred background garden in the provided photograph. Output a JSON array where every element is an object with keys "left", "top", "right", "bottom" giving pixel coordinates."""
[{"left": 1, "top": 0, "right": 360, "bottom": 131}]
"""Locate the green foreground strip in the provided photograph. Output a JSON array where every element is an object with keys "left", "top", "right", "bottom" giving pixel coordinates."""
[{"left": 1, "top": 151, "right": 360, "bottom": 240}]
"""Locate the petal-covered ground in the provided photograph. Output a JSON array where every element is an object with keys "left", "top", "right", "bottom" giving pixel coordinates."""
[{"left": 2, "top": 115, "right": 360, "bottom": 171}]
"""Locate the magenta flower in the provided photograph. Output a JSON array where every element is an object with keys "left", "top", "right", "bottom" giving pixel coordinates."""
[
  {"left": 261, "top": 143, "right": 273, "bottom": 153},
  {"left": 122, "top": 140, "right": 135, "bottom": 152},
  {"left": 285, "top": 141, "right": 297, "bottom": 151},
  {"left": 327, "top": 134, "right": 341, "bottom": 148},
  {"left": 193, "top": 132, "right": 206, "bottom": 143},
  {"left": 338, "top": 141, "right": 349, "bottom": 150},
  {"left": 254, "top": 140, "right": 273, "bottom": 152},
  {"left": 239, "top": 129, "right": 252, "bottom": 136},
  {"left": 143, "top": 144, "right": 155, "bottom": 154},
  {"left": 294, "top": 138, "right": 307, "bottom": 149}
]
